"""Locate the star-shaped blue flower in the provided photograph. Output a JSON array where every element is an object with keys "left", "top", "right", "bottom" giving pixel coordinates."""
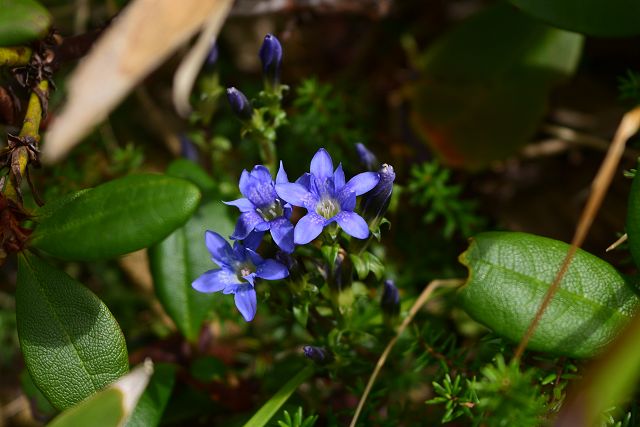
[
  {"left": 192, "top": 231, "right": 289, "bottom": 321},
  {"left": 225, "top": 163, "right": 295, "bottom": 253},
  {"left": 276, "top": 148, "right": 380, "bottom": 244}
]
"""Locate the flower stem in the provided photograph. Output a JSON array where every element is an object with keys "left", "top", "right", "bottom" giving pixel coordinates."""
[{"left": 3, "top": 80, "right": 48, "bottom": 202}]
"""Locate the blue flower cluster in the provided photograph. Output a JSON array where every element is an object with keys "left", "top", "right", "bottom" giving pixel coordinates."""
[{"left": 192, "top": 148, "right": 384, "bottom": 321}]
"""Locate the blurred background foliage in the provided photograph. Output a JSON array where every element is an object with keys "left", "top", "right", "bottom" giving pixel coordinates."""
[{"left": 2, "top": 0, "right": 640, "bottom": 425}]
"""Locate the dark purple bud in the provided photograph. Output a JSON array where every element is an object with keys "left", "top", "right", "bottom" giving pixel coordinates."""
[
  {"left": 179, "top": 135, "right": 199, "bottom": 162},
  {"left": 259, "top": 34, "right": 283, "bottom": 87},
  {"left": 381, "top": 279, "right": 400, "bottom": 316},
  {"left": 303, "top": 346, "right": 331, "bottom": 365},
  {"left": 355, "top": 142, "right": 379, "bottom": 171},
  {"left": 226, "top": 87, "right": 253, "bottom": 120},
  {"left": 206, "top": 43, "right": 219, "bottom": 66},
  {"left": 361, "top": 163, "right": 395, "bottom": 228}
]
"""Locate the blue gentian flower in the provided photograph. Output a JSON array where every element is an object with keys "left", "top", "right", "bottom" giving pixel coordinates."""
[
  {"left": 355, "top": 142, "right": 379, "bottom": 171},
  {"left": 361, "top": 163, "right": 395, "bottom": 228},
  {"left": 225, "top": 163, "right": 295, "bottom": 253},
  {"left": 226, "top": 87, "right": 253, "bottom": 120},
  {"left": 276, "top": 148, "right": 380, "bottom": 244},
  {"left": 259, "top": 34, "right": 283, "bottom": 86},
  {"left": 381, "top": 279, "right": 400, "bottom": 316},
  {"left": 192, "top": 231, "right": 289, "bottom": 321}
]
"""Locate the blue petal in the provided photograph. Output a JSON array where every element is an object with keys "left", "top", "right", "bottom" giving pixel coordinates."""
[
  {"left": 276, "top": 183, "right": 318, "bottom": 209},
  {"left": 238, "top": 170, "right": 251, "bottom": 198},
  {"left": 192, "top": 268, "right": 239, "bottom": 293},
  {"left": 337, "top": 190, "right": 356, "bottom": 212},
  {"left": 276, "top": 161, "right": 289, "bottom": 184},
  {"left": 205, "top": 231, "right": 235, "bottom": 268},
  {"left": 256, "top": 259, "right": 289, "bottom": 280},
  {"left": 231, "top": 211, "right": 266, "bottom": 240},
  {"left": 294, "top": 213, "right": 326, "bottom": 244},
  {"left": 250, "top": 165, "right": 273, "bottom": 183},
  {"left": 244, "top": 174, "right": 277, "bottom": 208},
  {"left": 296, "top": 173, "right": 311, "bottom": 189},
  {"left": 234, "top": 285, "right": 257, "bottom": 321},
  {"left": 255, "top": 221, "right": 270, "bottom": 232},
  {"left": 242, "top": 273, "right": 257, "bottom": 286},
  {"left": 224, "top": 197, "right": 255, "bottom": 212},
  {"left": 335, "top": 211, "right": 369, "bottom": 239},
  {"left": 246, "top": 248, "right": 264, "bottom": 266},
  {"left": 269, "top": 217, "right": 295, "bottom": 253},
  {"left": 243, "top": 231, "right": 264, "bottom": 250},
  {"left": 333, "top": 163, "right": 345, "bottom": 191},
  {"left": 340, "top": 172, "right": 380, "bottom": 197},
  {"left": 310, "top": 148, "right": 334, "bottom": 180},
  {"left": 311, "top": 176, "right": 334, "bottom": 198}
]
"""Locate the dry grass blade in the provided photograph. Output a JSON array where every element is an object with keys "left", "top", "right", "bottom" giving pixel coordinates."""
[
  {"left": 513, "top": 106, "right": 640, "bottom": 362},
  {"left": 349, "top": 278, "right": 464, "bottom": 427},
  {"left": 43, "top": 0, "right": 233, "bottom": 163}
]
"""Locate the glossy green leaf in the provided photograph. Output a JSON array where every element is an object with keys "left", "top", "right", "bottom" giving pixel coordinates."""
[
  {"left": 16, "top": 253, "right": 129, "bottom": 410},
  {"left": 31, "top": 174, "right": 201, "bottom": 261},
  {"left": 457, "top": 232, "right": 640, "bottom": 358},
  {"left": 166, "top": 159, "right": 216, "bottom": 192},
  {"left": 0, "top": 0, "right": 51, "bottom": 46},
  {"left": 47, "top": 361, "right": 153, "bottom": 427},
  {"left": 150, "top": 163, "right": 234, "bottom": 341},
  {"left": 510, "top": 0, "right": 640, "bottom": 37},
  {"left": 125, "top": 363, "right": 176, "bottom": 427},
  {"left": 410, "top": 3, "right": 583, "bottom": 170},
  {"left": 243, "top": 366, "right": 314, "bottom": 427},
  {"left": 626, "top": 167, "right": 640, "bottom": 269}
]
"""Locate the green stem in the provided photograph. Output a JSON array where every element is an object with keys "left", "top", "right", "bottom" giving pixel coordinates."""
[
  {"left": 3, "top": 80, "right": 48, "bottom": 201},
  {"left": 257, "top": 135, "right": 276, "bottom": 173}
]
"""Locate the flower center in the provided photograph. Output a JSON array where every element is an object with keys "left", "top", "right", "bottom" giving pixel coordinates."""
[
  {"left": 256, "top": 200, "right": 284, "bottom": 221},
  {"left": 236, "top": 261, "right": 256, "bottom": 280},
  {"left": 315, "top": 197, "right": 340, "bottom": 219}
]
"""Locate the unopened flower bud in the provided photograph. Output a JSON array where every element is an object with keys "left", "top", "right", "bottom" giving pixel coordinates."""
[
  {"left": 303, "top": 346, "right": 331, "bottom": 365},
  {"left": 179, "top": 135, "right": 199, "bottom": 162},
  {"left": 380, "top": 279, "right": 400, "bottom": 316},
  {"left": 361, "top": 163, "right": 395, "bottom": 228},
  {"left": 226, "top": 87, "right": 253, "bottom": 120},
  {"left": 355, "top": 142, "right": 379, "bottom": 171},
  {"left": 206, "top": 43, "right": 219, "bottom": 66},
  {"left": 259, "top": 34, "right": 283, "bottom": 88}
]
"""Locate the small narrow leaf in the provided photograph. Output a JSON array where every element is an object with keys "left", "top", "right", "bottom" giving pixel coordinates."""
[
  {"left": 458, "top": 232, "right": 640, "bottom": 358},
  {"left": 16, "top": 253, "right": 129, "bottom": 410},
  {"left": 125, "top": 363, "right": 176, "bottom": 427},
  {"left": 0, "top": 0, "right": 51, "bottom": 46},
  {"left": 30, "top": 174, "right": 201, "bottom": 261},
  {"left": 47, "top": 361, "right": 153, "bottom": 427},
  {"left": 242, "top": 366, "right": 314, "bottom": 427}
]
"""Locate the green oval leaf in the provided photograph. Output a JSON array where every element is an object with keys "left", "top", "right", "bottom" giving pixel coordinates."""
[
  {"left": 626, "top": 168, "right": 640, "bottom": 269},
  {"left": 0, "top": 0, "right": 51, "bottom": 46},
  {"left": 510, "top": 0, "right": 640, "bottom": 37},
  {"left": 30, "top": 174, "right": 201, "bottom": 261},
  {"left": 457, "top": 232, "right": 640, "bottom": 358},
  {"left": 410, "top": 3, "right": 583, "bottom": 170},
  {"left": 16, "top": 253, "right": 129, "bottom": 410},
  {"left": 149, "top": 164, "right": 234, "bottom": 342},
  {"left": 48, "top": 362, "right": 153, "bottom": 427}
]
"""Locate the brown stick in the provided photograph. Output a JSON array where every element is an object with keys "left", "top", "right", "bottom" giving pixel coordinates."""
[{"left": 513, "top": 107, "right": 640, "bottom": 362}]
